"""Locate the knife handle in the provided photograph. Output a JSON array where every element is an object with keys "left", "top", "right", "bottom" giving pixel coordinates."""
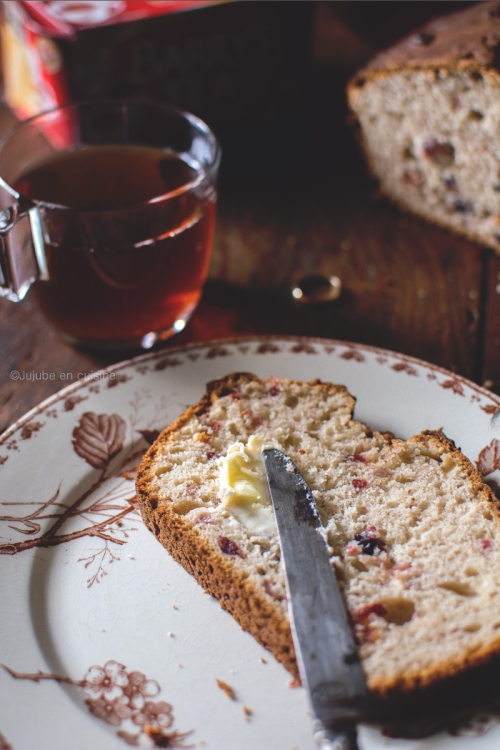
[{"left": 313, "top": 721, "right": 360, "bottom": 750}]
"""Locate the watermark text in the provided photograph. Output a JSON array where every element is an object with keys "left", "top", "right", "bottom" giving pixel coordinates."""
[{"left": 10, "top": 370, "right": 116, "bottom": 382}]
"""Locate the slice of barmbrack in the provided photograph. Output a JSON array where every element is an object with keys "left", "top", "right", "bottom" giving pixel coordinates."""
[{"left": 136, "top": 373, "right": 500, "bottom": 712}]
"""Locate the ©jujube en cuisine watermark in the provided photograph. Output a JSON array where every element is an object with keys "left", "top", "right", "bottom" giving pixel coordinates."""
[{"left": 10, "top": 370, "right": 116, "bottom": 381}]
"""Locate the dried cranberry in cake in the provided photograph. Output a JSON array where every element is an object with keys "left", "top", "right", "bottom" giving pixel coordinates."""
[
  {"left": 347, "top": 453, "right": 367, "bottom": 463},
  {"left": 345, "top": 542, "right": 360, "bottom": 557},
  {"left": 451, "top": 199, "right": 474, "bottom": 214},
  {"left": 354, "top": 526, "right": 386, "bottom": 555},
  {"left": 251, "top": 415, "right": 265, "bottom": 430},
  {"left": 352, "top": 479, "right": 369, "bottom": 492},
  {"left": 442, "top": 175, "right": 458, "bottom": 192},
  {"left": 402, "top": 168, "right": 424, "bottom": 187},
  {"left": 354, "top": 602, "right": 388, "bottom": 623},
  {"left": 218, "top": 536, "right": 245, "bottom": 558},
  {"left": 207, "top": 419, "right": 221, "bottom": 434},
  {"left": 423, "top": 139, "right": 455, "bottom": 167},
  {"left": 267, "top": 379, "right": 281, "bottom": 396}
]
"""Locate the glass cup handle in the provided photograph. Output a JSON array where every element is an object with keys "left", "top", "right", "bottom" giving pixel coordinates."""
[{"left": 0, "top": 204, "right": 47, "bottom": 302}]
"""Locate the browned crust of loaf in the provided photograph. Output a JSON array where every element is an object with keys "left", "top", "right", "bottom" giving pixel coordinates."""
[
  {"left": 136, "top": 373, "right": 355, "bottom": 680},
  {"left": 370, "top": 428, "right": 500, "bottom": 697},
  {"left": 350, "top": 1, "right": 500, "bottom": 79}
]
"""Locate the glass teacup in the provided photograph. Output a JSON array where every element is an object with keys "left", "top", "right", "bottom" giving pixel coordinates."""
[{"left": 0, "top": 100, "right": 220, "bottom": 349}]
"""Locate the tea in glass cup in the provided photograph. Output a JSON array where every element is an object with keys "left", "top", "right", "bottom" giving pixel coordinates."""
[{"left": 0, "top": 101, "right": 220, "bottom": 349}]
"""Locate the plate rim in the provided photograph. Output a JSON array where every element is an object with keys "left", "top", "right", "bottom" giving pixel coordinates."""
[{"left": 2, "top": 334, "right": 498, "bottom": 446}]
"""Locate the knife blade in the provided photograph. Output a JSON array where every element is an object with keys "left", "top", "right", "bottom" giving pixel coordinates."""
[{"left": 262, "top": 448, "right": 370, "bottom": 750}]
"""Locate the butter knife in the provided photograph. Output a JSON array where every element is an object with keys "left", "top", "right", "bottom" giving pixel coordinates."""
[{"left": 262, "top": 448, "right": 370, "bottom": 750}]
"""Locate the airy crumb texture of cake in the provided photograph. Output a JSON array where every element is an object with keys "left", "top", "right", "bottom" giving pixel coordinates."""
[
  {"left": 347, "top": 1, "right": 500, "bottom": 252},
  {"left": 136, "top": 373, "right": 500, "bottom": 698}
]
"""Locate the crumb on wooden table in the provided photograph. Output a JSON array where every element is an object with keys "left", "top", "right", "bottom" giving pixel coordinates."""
[{"left": 216, "top": 679, "right": 236, "bottom": 700}]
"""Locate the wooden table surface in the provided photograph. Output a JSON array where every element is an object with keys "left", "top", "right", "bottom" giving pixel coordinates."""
[{"left": 2, "top": 46, "right": 500, "bottom": 435}]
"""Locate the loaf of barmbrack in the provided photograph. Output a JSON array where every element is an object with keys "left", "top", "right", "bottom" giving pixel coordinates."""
[{"left": 347, "top": 1, "right": 500, "bottom": 252}]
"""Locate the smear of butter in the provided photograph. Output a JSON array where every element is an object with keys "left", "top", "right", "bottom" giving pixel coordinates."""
[{"left": 218, "top": 435, "right": 276, "bottom": 533}]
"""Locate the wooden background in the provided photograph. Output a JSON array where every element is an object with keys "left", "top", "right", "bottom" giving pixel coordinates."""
[{"left": 2, "top": 1, "right": 499, "bottom": 435}]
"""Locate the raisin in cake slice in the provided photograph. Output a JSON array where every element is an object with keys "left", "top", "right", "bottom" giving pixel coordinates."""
[
  {"left": 347, "top": 1, "right": 500, "bottom": 252},
  {"left": 136, "top": 372, "right": 500, "bottom": 699}
]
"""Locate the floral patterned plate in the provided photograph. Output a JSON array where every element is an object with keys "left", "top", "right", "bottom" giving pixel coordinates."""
[{"left": 1, "top": 336, "right": 500, "bottom": 750}]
